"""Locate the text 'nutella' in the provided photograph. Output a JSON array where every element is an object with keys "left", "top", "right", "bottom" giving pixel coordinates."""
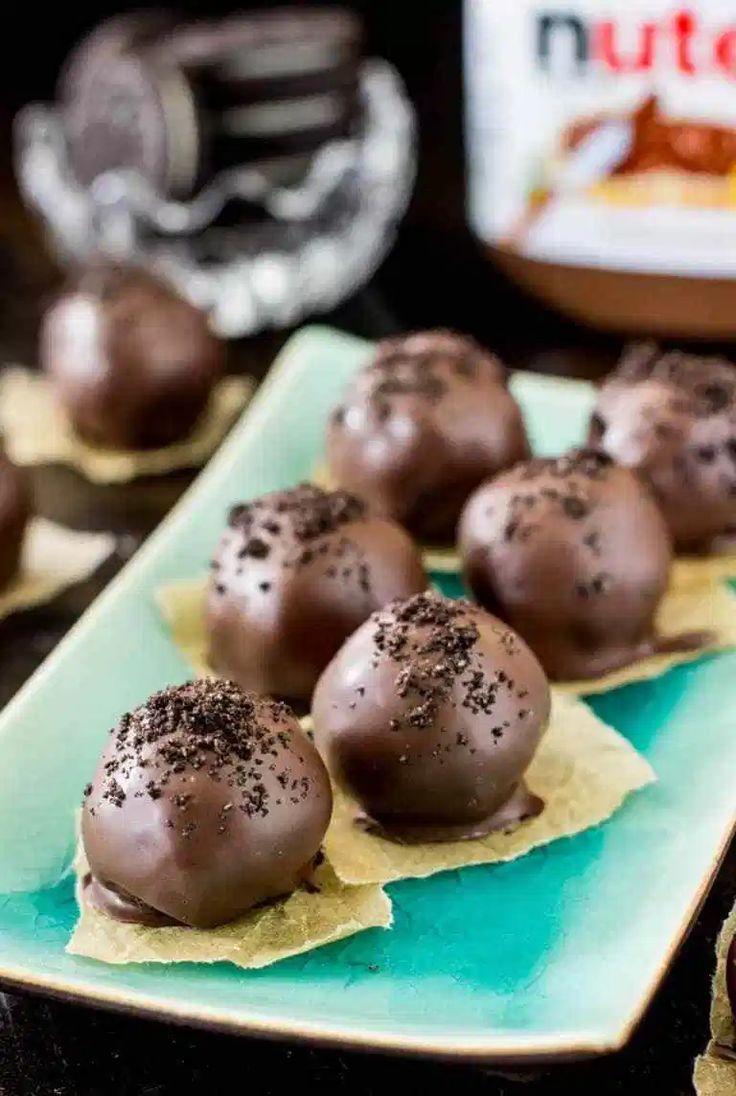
[{"left": 465, "top": 1, "right": 736, "bottom": 336}]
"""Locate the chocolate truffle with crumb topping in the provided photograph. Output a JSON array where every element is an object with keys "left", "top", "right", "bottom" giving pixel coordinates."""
[
  {"left": 459, "top": 449, "right": 704, "bottom": 681},
  {"left": 41, "top": 263, "right": 223, "bottom": 450},
  {"left": 589, "top": 343, "right": 736, "bottom": 552},
  {"left": 327, "top": 330, "right": 530, "bottom": 543},
  {"left": 82, "top": 680, "right": 331, "bottom": 929},
  {"left": 313, "top": 592, "right": 549, "bottom": 843},
  {"left": 0, "top": 445, "right": 30, "bottom": 590},
  {"left": 207, "top": 483, "right": 428, "bottom": 703}
]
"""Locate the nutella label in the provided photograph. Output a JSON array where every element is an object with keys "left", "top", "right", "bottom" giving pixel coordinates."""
[{"left": 465, "top": 0, "right": 736, "bottom": 276}]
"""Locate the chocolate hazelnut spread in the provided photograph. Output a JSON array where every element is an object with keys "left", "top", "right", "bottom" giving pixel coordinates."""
[
  {"left": 565, "top": 96, "right": 736, "bottom": 178},
  {"left": 465, "top": 1, "right": 736, "bottom": 337}
]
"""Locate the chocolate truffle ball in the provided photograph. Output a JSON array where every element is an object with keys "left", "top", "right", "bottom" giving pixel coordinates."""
[
  {"left": 312, "top": 592, "right": 549, "bottom": 843},
  {"left": 728, "top": 932, "right": 736, "bottom": 1025},
  {"left": 326, "top": 330, "right": 531, "bottom": 543},
  {"left": 40, "top": 264, "right": 224, "bottom": 450},
  {"left": 589, "top": 344, "right": 736, "bottom": 553},
  {"left": 458, "top": 449, "right": 696, "bottom": 681},
  {"left": 0, "top": 445, "right": 30, "bottom": 591},
  {"left": 82, "top": 680, "right": 332, "bottom": 929},
  {"left": 207, "top": 483, "right": 428, "bottom": 704}
]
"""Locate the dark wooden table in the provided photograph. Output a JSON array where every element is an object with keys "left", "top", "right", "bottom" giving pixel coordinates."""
[{"left": 0, "top": 183, "right": 733, "bottom": 1096}]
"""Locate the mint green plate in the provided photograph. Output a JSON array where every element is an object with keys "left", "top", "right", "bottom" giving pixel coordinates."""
[{"left": 0, "top": 327, "right": 734, "bottom": 1062}]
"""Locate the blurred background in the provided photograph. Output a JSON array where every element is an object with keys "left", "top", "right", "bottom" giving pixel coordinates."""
[
  {"left": 0, "top": 0, "right": 628, "bottom": 374},
  {"left": 1, "top": 6, "right": 736, "bottom": 1095}
]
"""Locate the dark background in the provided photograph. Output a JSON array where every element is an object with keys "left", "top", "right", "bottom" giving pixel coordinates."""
[
  {"left": 0, "top": 0, "right": 627, "bottom": 371},
  {"left": 0, "top": 3, "right": 733, "bottom": 1094}
]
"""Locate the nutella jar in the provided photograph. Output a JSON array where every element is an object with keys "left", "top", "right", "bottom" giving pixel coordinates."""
[{"left": 465, "top": 0, "right": 736, "bottom": 337}]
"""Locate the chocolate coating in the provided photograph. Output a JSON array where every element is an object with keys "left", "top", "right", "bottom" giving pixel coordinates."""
[
  {"left": 589, "top": 344, "right": 736, "bottom": 553},
  {"left": 40, "top": 265, "right": 224, "bottom": 450},
  {"left": 458, "top": 449, "right": 700, "bottom": 681},
  {"left": 326, "top": 330, "right": 531, "bottom": 543},
  {"left": 207, "top": 483, "right": 428, "bottom": 704},
  {"left": 82, "top": 680, "right": 332, "bottom": 929},
  {"left": 312, "top": 592, "right": 549, "bottom": 843},
  {"left": 0, "top": 446, "right": 30, "bottom": 591}
]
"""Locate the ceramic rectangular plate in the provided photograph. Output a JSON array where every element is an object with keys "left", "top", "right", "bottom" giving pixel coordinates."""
[{"left": 0, "top": 327, "right": 734, "bottom": 1063}]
